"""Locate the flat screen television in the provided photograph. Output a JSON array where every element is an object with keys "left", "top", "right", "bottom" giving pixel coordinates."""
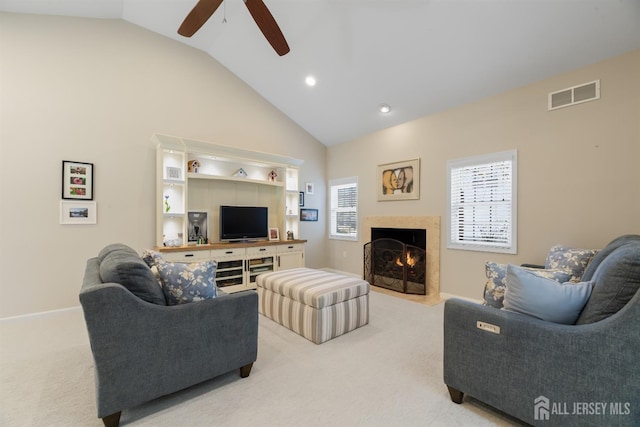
[{"left": 219, "top": 205, "right": 269, "bottom": 242}]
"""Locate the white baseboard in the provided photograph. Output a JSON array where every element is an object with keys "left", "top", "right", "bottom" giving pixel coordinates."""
[
  {"left": 0, "top": 305, "right": 82, "bottom": 323},
  {"left": 319, "top": 270, "right": 483, "bottom": 304}
]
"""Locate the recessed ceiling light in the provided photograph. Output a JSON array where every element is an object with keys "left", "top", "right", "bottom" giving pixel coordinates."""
[
  {"left": 305, "top": 76, "right": 316, "bottom": 87},
  {"left": 379, "top": 104, "right": 391, "bottom": 114}
]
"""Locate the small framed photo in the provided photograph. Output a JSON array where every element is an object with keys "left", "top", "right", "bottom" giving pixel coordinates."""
[
  {"left": 269, "top": 227, "right": 280, "bottom": 241},
  {"left": 166, "top": 166, "right": 182, "bottom": 180},
  {"left": 299, "top": 191, "right": 305, "bottom": 207},
  {"left": 60, "top": 201, "right": 97, "bottom": 225},
  {"left": 62, "top": 160, "right": 93, "bottom": 200},
  {"left": 188, "top": 211, "right": 208, "bottom": 243},
  {"left": 300, "top": 208, "right": 318, "bottom": 222},
  {"left": 305, "top": 182, "right": 315, "bottom": 195},
  {"left": 377, "top": 158, "right": 420, "bottom": 201}
]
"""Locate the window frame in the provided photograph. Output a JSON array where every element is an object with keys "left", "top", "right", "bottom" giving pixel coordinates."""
[
  {"left": 329, "top": 176, "right": 358, "bottom": 241},
  {"left": 447, "top": 150, "right": 518, "bottom": 254}
]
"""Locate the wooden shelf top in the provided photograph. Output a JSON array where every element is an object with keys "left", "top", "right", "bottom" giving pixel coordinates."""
[{"left": 157, "top": 239, "right": 307, "bottom": 252}]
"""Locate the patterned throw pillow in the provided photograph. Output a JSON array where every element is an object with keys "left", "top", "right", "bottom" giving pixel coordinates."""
[
  {"left": 143, "top": 250, "right": 218, "bottom": 305},
  {"left": 545, "top": 245, "right": 598, "bottom": 282},
  {"left": 483, "top": 262, "right": 572, "bottom": 309},
  {"left": 141, "top": 249, "right": 155, "bottom": 268}
]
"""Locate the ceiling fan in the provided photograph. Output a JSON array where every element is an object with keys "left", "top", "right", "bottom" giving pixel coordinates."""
[{"left": 178, "top": 0, "right": 290, "bottom": 56}]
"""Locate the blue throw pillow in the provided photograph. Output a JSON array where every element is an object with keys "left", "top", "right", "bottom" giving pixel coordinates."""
[
  {"left": 503, "top": 264, "right": 593, "bottom": 324},
  {"left": 483, "top": 262, "right": 572, "bottom": 309},
  {"left": 143, "top": 250, "right": 218, "bottom": 305}
]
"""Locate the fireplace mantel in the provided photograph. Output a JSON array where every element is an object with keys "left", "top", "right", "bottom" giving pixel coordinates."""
[{"left": 363, "top": 216, "right": 440, "bottom": 296}]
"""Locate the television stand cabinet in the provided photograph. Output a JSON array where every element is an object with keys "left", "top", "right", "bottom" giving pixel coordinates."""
[{"left": 157, "top": 240, "right": 306, "bottom": 293}]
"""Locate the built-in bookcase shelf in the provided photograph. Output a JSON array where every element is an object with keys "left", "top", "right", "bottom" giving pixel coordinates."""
[
  {"left": 187, "top": 172, "right": 285, "bottom": 187},
  {"left": 153, "top": 133, "right": 303, "bottom": 248}
]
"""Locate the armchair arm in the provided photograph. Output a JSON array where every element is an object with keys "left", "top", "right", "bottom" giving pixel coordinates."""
[
  {"left": 443, "top": 295, "right": 639, "bottom": 425},
  {"left": 80, "top": 259, "right": 258, "bottom": 418}
]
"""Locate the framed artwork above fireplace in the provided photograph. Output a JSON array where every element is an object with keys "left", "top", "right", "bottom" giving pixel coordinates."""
[{"left": 377, "top": 158, "right": 420, "bottom": 201}]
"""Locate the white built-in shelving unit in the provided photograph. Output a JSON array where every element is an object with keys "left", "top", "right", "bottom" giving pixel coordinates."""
[{"left": 153, "top": 134, "right": 305, "bottom": 293}]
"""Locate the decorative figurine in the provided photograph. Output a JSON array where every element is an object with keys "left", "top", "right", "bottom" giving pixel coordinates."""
[
  {"left": 268, "top": 170, "right": 278, "bottom": 182},
  {"left": 234, "top": 168, "right": 248, "bottom": 177},
  {"left": 188, "top": 160, "right": 200, "bottom": 173}
]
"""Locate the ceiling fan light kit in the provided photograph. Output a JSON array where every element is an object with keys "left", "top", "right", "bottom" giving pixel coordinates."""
[{"left": 178, "top": 0, "right": 290, "bottom": 56}]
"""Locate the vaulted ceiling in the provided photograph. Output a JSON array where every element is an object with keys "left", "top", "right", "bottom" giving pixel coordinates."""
[{"left": 2, "top": 0, "right": 639, "bottom": 146}]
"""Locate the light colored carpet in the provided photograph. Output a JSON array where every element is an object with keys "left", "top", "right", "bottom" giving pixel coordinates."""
[{"left": 0, "top": 291, "right": 523, "bottom": 426}]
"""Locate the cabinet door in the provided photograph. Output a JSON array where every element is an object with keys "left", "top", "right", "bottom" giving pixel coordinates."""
[
  {"left": 246, "top": 246, "right": 276, "bottom": 284},
  {"left": 215, "top": 258, "right": 245, "bottom": 288},
  {"left": 211, "top": 248, "right": 246, "bottom": 289},
  {"left": 278, "top": 252, "right": 303, "bottom": 270}
]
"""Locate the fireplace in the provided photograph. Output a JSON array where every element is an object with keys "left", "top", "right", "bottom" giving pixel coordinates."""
[
  {"left": 363, "top": 228, "right": 427, "bottom": 295},
  {"left": 362, "top": 216, "right": 440, "bottom": 296},
  {"left": 371, "top": 227, "right": 426, "bottom": 249}
]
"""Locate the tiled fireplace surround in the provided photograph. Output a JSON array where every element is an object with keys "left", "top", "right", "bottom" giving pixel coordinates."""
[{"left": 363, "top": 216, "right": 440, "bottom": 296}]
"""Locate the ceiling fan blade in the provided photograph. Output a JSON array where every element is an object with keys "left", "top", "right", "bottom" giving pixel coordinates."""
[
  {"left": 178, "top": 0, "right": 224, "bottom": 37},
  {"left": 244, "top": 0, "right": 290, "bottom": 56}
]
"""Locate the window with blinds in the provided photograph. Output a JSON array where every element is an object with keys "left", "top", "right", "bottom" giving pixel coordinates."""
[
  {"left": 447, "top": 150, "right": 517, "bottom": 254},
  {"left": 329, "top": 177, "right": 358, "bottom": 240}
]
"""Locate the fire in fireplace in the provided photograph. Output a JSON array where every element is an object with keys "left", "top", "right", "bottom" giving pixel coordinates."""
[{"left": 363, "top": 228, "right": 427, "bottom": 295}]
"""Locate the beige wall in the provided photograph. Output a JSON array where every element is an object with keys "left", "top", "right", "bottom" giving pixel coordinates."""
[
  {"left": 2, "top": 13, "right": 638, "bottom": 317},
  {"left": 0, "top": 14, "right": 327, "bottom": 318},
  {"left": 327, "top": 50, "right": 640, "bottom": 300}
]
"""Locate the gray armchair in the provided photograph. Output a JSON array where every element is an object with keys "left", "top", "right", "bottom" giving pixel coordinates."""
[
  {"left": 80, "top": 244, "right": 258, "bottom": 427},
  {"left": 443, "top": 236, "right": 640, "bottom": 426}
]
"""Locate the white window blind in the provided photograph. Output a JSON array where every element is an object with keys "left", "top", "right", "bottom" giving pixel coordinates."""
[
  {"left": 447, "top": 150, "right": 517, "bottom": 254},
  {"left": 329, "top": 177, "right": 358, "bottom": 240}
]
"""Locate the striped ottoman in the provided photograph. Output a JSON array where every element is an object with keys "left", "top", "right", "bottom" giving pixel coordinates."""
[{"left": 256, "top": 268, "right": 370, "bottom": 344}]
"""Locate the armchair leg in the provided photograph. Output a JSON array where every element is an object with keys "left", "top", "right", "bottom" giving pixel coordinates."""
[
  {"left": 102, "top": 411, "right": 121, "bottom": 427},
  {"left": 240, "top": 362, "right": 254, "bottom": 378},
  {"left": 447, "top": 385, "right": 464, "bottom": 404}
]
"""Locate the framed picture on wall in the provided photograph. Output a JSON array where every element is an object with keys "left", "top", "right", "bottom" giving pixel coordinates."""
[
  {"left": 377, "top": 158, "right": 420, "bottom": 201},
  {"left": 299, "top": 191, "right": 305, "bottom": 207},
  {"left": 300, "top": 208, "right": 318, "bottom": 222},
  {"left": 60, "top": 201, "right": 97, "bottom": 224},
  {"left": 62, "top": 160, "right": 94, "bottom": 200},
  {"left": 305, "top": 182, "right": 315, "bottom": 195}
]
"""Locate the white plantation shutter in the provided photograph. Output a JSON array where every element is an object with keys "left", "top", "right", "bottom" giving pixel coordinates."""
[
  {"left": 448, "top": 150, "right": 517, "bottom": 253},
  {"left": 330, "top": 177, "right": 358, "bottom": 240}
]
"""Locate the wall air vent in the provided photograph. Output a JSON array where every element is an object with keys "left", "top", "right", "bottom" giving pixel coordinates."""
[{"left": 548, "top": 80, "right": 600, "bottom": 111}]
